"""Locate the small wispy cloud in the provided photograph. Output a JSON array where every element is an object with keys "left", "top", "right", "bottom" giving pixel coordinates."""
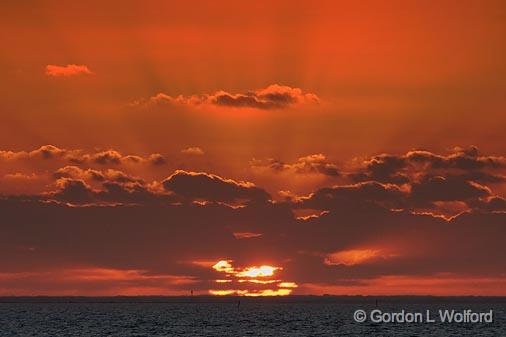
[
  {"left": 45, "top": 64, "right": 93, "bottom": 77},
  {"left": 181, "top": 147, "right": 205, "bottom": 155}
]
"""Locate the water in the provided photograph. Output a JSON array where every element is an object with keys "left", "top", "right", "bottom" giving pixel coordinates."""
[{"left": 0, "top": 297, "right": 504, "bottom": 336}]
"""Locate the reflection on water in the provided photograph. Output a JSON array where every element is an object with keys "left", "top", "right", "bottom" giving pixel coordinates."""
[{"left": 0, "top": 298, "right": 504, "bottom": 337}]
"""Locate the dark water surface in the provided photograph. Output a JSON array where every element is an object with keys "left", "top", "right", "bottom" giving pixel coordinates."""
[{"left": 0, "top": 297, "right": 504, "bottom": 336}]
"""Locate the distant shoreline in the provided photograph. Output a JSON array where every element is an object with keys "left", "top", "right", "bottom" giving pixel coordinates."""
[{"left": 1, "top": 295, "right": 505, "bottom": 304}]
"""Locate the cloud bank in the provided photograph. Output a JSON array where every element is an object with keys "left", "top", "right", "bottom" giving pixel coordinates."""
[{"left": 0, "top": 145, "right": 505, "bottom": 295}]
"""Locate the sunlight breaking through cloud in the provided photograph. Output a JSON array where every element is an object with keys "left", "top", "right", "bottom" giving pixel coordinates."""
[{"left": 209, "top": 260, "right": 297, "bottom": 296}]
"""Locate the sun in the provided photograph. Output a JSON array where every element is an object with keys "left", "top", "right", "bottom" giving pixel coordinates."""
[
  {"left": 208, "top": 260, "right": 297, "bottom": 296},
  {"left": 237, "top": 265, "right": 279, "bottom": 278}
]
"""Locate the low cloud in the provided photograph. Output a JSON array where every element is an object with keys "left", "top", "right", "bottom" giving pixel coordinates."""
[
  {"left": 50, "top": 178, "right": 175, "bottom": 205},
  {"left": 351, "top": 146, "right": 506, "bottom": 185},
  {"left": 297, "top": 181, "right": 407, "bottom": 211},
  {"left": 1, "top": 176, "right": 504, "bottom": 295},
  {"left": 162, "top": 170, "right": 271, "bottom": 205},
  {"left": 0, "top": 147, "right": 505, "bottom": 295},
  {"left": 411, "top": 176, "right": 491, "bottom": 204}
]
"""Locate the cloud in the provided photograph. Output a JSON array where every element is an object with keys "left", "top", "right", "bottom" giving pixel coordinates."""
[
  {"left": 349, "top": 153, "right": 409, "bottom": 184},
  {"left": 233, "top": 232, "right": 263, "bottom": 239},
  {"left": 297, "top": 181, "right": 407, "bottom": 211},
  {"left": 251, "top": 154, "right": 339, "bottom": 177},
  {"left": 54, "top": 166, "right": 105, "bottom": 181},
  {"left": 1, "top": 145, "right": 504, "bottom": 217},
  {"left": 52, "top": 178, "right": 97, "bottom": 204},
  {"left": 0, "top": 173, "right": 47, "bottom": 195},
  {"left": 50, "top": 177, "right": 175, "bottom": 205},
  {"left": 31, "top": 145, "right": 67, "bottom": 159},
  {"left": 0, "top": 145, "right": 167, "bottom": 168},
  {"left": 53, "top": 166, "right": 144, "bottom": 184},
  {"left": 407, "top": 146, "right": 505, "bottom": 170},
  {"left": 297, "top": 175, "right": 493, "bottom": 215},
  {"left": 410, "top": 176, "right": 491, "bottom": 204},
  {"left": 1, "top": 182, "right": 504, "bottom": 295},
  {"left": 162, "top": 170, "right": 271, "bottom": 204},
  {"left": 0, "top": 145, "right": 71, "bottom": 162},
  {"left": 48, "top": 169, "right": 272, "bottom": 207},
  {"left": 346, "top": 146, "right": 505, "bottom": 213},
  {"left": 2, "top": 173, "right": 39, "bottom": 181},
  {"left": 0, "top": 268, "right": 197, "bottom": 296},
  {"left": 0, "top": 147, "right": 505, "bottom": 295},
  {"left": 45, "top": 64, "right": 93, "bottom": 77},
  {"left": 212, "top": 85, "right": 318, "bottom": 110},
  {"left": 351, "top": 146, "right": 506, "bottom": 185},
  {"left": 181, "top": 147, "right": 204, "bottom": 156},
  {"left": 465, "top": 196, "right": 506, "bottom": 212},
  {"left": 138, "top": 84, "right": 319, "bottom": 110},
  {"left": 91, "top": 150, "right": 123, "bottom": 165},
  {"left": 148, "top": 153, "right": 167, "bottom": 166},
  {"left": 324, "top": 249, "right": 387, "bottom": 266}
]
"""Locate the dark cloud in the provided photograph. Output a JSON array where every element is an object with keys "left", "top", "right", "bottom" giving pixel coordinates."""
[
  {"left": 349, "top": 154, "right": 409, "bottom": 184},
  {"left": 50, "top": 170, "right": 273, "bottom": 207},
  {"left": 140, "top": 84, "right": 319, "bottom": 110},
  {"left": 297, "top": 181, "right": 407, "bottom": 211},
  {"left": 410, "top": 175, "right": 491, "bottom": 204},
  {"left": 148, "top": 153, "right": 167, "bottom": 166},
  {"left": 297, "top": 174, "right": 496, "bottom": 214},
  {"left": 97, "top": 181, "right": 175, "bottom": 205},
  {"left": 52, "top": 179, "right": 96, "bottom": 204},
  {"left": 212, "top": 85, "right": 318, "bottom": 109},
  {"left": 405, "top": 146, "right": 505, "bottom": 170},
  {"left": 467, "top": 196, "right": 506, "bottom": 212},
  {"left": 213, "top": 93, "right": 271, "bottom": 109},
  {"left": 352, "top": 146, "right": 506, "bottom": 185},
  {"left": 0, "top": 148, "right": 505, "bottom": 294},
  {"left": 51, "top": 178, "right": 174, "bottom": 206},
  {"left": 162, "top": 170, "right": 271, "bottom": 204},
  {"left": 0, "top": 183, "right": 504, "bottom": 293}
]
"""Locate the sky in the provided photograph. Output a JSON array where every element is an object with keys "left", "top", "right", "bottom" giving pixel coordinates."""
[{"left": 0, "top": 0, "right": 505, "bottom": 296}]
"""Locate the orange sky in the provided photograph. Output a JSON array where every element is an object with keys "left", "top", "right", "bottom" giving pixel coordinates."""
[{"left": 0, "top": 0, "right": 505, "bottom": 296}]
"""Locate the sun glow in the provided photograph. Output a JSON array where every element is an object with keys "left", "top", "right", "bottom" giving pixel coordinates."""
[
  {"left": 325, "top": 249, "right": 382, "bottom": 266},
  {"left": 212, "top": 260, "right": 235, "bottom": 273},
  {"left": 209, "top": 290, "right": 237, "bottom": 296},
  {"left": 238, "top": 279, "right": 278, "bottom": 284},
  {"left": 278, "top": 282, "right": 298, "bottom": 288},
  {"left": 215, "top": 279, "right": 232, "bottom": 283},
  {"left": 241, "top": 289, "right": 292, "bottom": 297},
  {"left": 209, "top": 259, "right": 297, "bottom": 296},
  {"left": 237, "top": 265, "right": 279, "bottom": 278}
]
